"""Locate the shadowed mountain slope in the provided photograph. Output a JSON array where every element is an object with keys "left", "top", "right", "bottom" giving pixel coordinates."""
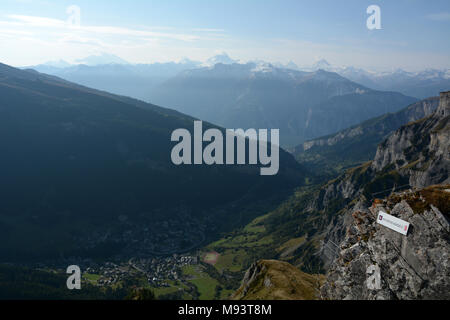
[{"left": 0, "top": 62, "right": 305, "bottom": 262}]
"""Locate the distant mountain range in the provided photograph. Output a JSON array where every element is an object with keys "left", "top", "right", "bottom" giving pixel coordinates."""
[
  {"left": 0, "top": 62, "right": 304, "bottom": 262},
  {"left": 301, "top": 59, "right": 450, "bottom": 99},
  {"left": 27, "top": 54, "right": 449, "bottom": 100},
  {"left": 252, "top": 58, "right": 450, "bottom": 99},
  {"left": 26, "top": 54, "right": 449, "bottom": 147},
  {"left": 150, "top": 62, "right": 416, "bottom": 146},
  {"left": 26, "top": 59, "right": 201, "bottom": 102}
]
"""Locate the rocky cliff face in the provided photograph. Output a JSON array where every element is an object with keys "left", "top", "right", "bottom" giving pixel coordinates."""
[
  {"left": 302, "top": 97, "right": 439, "bottom": 152},
  {"left": 372, "top": 91, "right": 449, "bottom": 188},
  {"left": 293, "top": 96, "right": 440, "bottom": 178},
  {"left": 321, "top": 185, "right": 449, "bottom": 300},
  {"left": 319, "top": 91, "right": 449, "bottom": 267}
]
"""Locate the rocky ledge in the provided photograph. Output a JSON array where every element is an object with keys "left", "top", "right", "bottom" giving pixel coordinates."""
[{"left": 321, "top": 185, "right": 449, "bottom": 300}]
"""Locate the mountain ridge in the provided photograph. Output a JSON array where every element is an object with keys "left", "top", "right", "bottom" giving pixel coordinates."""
[
  {"left": 150, "top": 62, "right": 417, "bottom": 146},
  {"left": 293, "top": 96, "right": 440, "bottom": 178}
]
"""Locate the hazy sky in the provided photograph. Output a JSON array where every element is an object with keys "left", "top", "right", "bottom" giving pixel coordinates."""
[{"left": 1, "top": 0, "right": 449, "bottom": 70}]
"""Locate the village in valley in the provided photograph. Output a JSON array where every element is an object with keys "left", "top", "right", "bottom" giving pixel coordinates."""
[{"left": 73, "top": 251, "right": 233, "bottom": 300}]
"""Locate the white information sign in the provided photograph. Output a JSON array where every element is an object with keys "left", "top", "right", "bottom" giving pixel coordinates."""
[{"left": 377, "top": 211, "right": 410, "bottom": 235}]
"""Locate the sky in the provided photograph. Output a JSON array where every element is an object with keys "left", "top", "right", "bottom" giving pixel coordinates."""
[{"left": 0, "top": 0, "right": 449, "bottom": 71}]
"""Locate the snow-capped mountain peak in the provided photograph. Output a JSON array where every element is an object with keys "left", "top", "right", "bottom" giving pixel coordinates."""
[
  {"left": 75, "top": 53, "right": 130, "bottom": 66},
  {"left": 204, "top": 52, "right": 238, "bottom": 66},
  {"left": 42, "top": 59, "right": 72, "bottom": 68}
]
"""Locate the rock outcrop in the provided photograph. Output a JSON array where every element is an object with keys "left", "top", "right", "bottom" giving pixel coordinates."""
[
  {"left": 372, "top": 91, "right": 449, "bottom": 188},
  {"left": 232, "top": 260, "right": 324, "bottom": 300},
  {"left": 321, "top": 185, "right": 449, "bottom": 300}
]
